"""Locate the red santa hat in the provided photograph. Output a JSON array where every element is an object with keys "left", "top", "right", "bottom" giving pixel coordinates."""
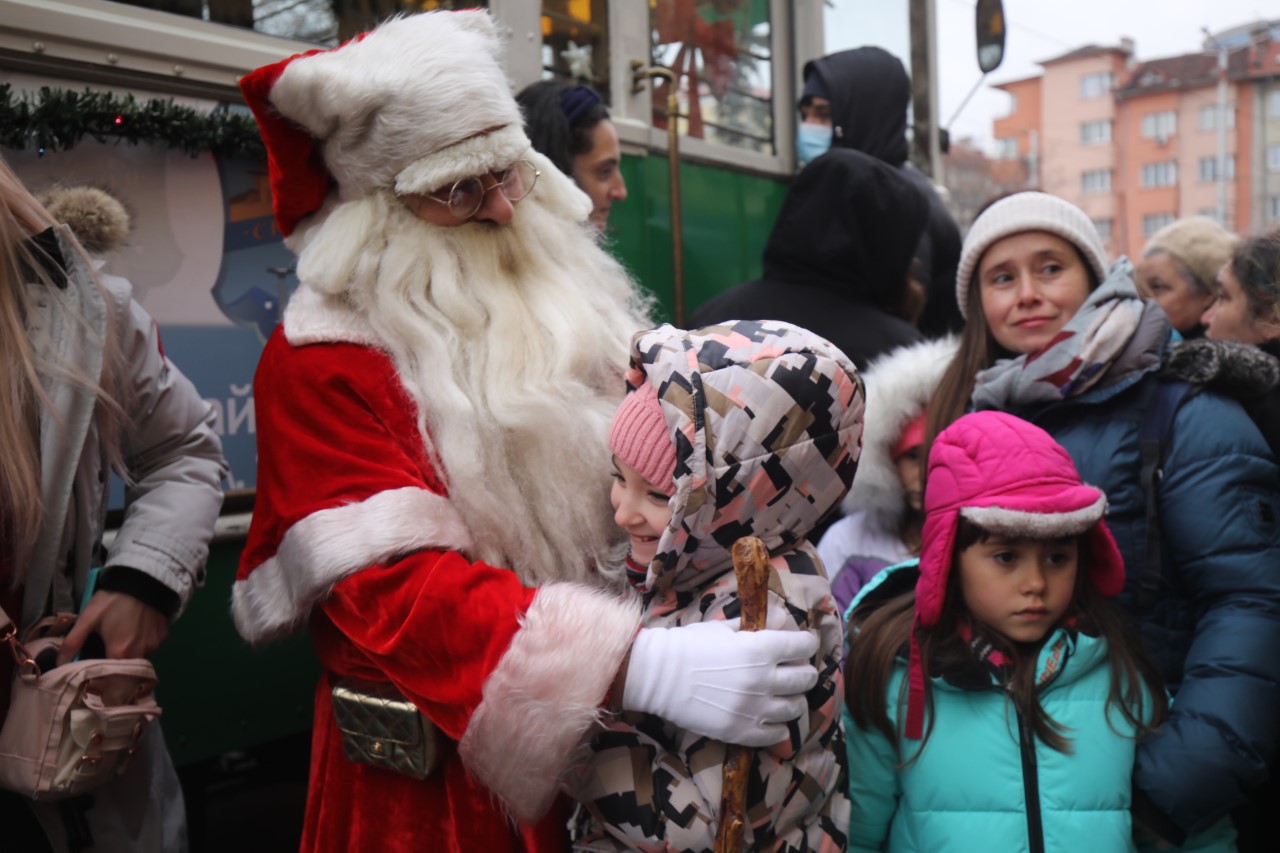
[{"left": 239, "top": 10, "right": 530, "bottom": 237}]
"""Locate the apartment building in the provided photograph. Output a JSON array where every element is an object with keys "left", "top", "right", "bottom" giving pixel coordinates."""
[
  {"left": 991, "top": 75, "right": 1041, "bottom": 187},
  {"left": 991, "top": 43, "right": 1133, "bottom": 257},
  {"left": 990, "top": 21, "right": 1280, "bottom": 263},
  {"left": 1114, "top": 50, "right": 1251, "bottom": 258}
]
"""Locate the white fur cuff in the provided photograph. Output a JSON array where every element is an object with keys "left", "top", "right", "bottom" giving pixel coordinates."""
[
  {"left": 960, "top": 494, "right": 1107, "bottom": 539},
  {"left": 459, "top": 583, "right": 641, "bottom": 823},
  {"left": 233, "top": 487, "right": 473, "bottom": 643},
  {"left": 395, "top": 124, "right": 531, "bottom": 197}
]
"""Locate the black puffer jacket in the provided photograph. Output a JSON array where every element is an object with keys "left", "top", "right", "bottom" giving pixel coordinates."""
[
  {"left": 802, "top": 47, "right": 963, "bottom": 338},
  {"left": 690, "top": 149, "right": 926, "bottom": 371}
]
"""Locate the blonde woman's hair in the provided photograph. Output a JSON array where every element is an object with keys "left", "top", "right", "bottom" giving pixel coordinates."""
[{"left": 0, "top": 157, "right": 126, "bottom": 583}]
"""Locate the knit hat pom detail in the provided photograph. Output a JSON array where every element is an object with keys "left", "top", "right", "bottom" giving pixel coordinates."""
[{"left": 609, "top": 383, "right": 677, "bottom": 495}]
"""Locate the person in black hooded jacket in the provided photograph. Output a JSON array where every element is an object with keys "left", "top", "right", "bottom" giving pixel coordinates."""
[
  {"left": 801, "top": 46, "right": 963, "bottom": 339},
  {"left": 689, "top": 148, "right": 928, "bottom": 371}
]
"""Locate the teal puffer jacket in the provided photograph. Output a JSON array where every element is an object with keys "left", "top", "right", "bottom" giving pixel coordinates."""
[{"left": 844, "top": 565, "right": 1236, "bottom": 853}]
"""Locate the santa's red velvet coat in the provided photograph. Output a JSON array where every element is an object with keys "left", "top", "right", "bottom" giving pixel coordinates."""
[{"left": 236, "top": 291, "right": 640, "bottom": 852}]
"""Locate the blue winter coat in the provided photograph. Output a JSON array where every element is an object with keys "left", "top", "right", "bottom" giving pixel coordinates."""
[
  {"left": 843, "top": 565, "right": 1237, "bottom": 853},
  {"left": 995, "top": 348, "right": 1280, "bottom": 838}
]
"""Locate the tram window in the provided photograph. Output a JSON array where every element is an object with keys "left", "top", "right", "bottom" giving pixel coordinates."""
[
  {"left": 115, "top": 1, "right": 488, "bottom": 46},
  {"left": 539, "top": 2, "right": 610, "bottom": 100},
  {"left": 649, "top": 0, "right": 774, "bottom": 156}
]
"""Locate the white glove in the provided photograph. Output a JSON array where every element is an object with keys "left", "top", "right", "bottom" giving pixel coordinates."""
[{"left": 621, "top": 621, "right": 819, "bottom": 747}]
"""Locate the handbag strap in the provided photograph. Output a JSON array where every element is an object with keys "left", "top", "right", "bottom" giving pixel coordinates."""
[{"left": 0, "top": 602, "right": 39, "bottom": 677}]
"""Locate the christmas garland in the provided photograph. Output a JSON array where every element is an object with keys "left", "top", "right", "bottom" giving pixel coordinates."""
[{"left": 0, "top": 83, "right": 264, "bottom": 160}]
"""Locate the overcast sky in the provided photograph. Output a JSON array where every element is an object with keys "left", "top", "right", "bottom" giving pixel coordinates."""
[{"left": 824, "top": 0, "right": 1273, "bottom": 152}]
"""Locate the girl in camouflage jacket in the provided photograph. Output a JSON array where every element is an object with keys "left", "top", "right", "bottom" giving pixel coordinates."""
[{"left": 569, "top": 319, "right": 862, "bottom": 852}]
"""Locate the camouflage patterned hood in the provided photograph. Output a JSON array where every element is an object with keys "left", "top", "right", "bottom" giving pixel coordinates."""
[{"left": 628, "top": 320, "right": 865, "bottom": 591}]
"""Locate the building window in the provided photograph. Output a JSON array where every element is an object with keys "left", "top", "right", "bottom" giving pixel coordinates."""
[
  {"left": 1081, "top": 120, "right": 1112, "bottom": 145},
  {"left": 121, "top": 0, "right": 491, "bottom": 45},
  {"left": 1081, "top": 72, "right": 1114, "bottom": 99},
  {"left": 1270, "top": 145, "right": 1280, "bottom": 172},
  {"left": 1140, "top": 111, "right": 1177, "bottom": 141},
  {"left": 541, "top": 1, "right": 610, "bottom": 94},
  {"left": 1140, "top": 161, "right": 1178, "bottom": 188},
  {"left": 1199, "top": 103, "right": 1236, "bottom": 131},
  {"left": 1081, "top": 169, "right": 1112, "bottom": 193},
  {"left": 650, "top": 0, "right": 774, "bottom": 154},
  {"left": 1198, "top": 156, "right": 1236, "bottom": 182},
  {"left": 1270, "top": 90, "right": 1280, "bottom": 117},
  {"left": 1143, "top": 213, "right": 1175, "bottom": 237},
  {"left": 1269, "top": 196, "right": 1280, "bottom": 221},
  {"left": 1092, "top": 218, "right": 1113, "bottom": 241},
  {"left": 995, "top": 137, "right": 1019, "bottom": 160}
]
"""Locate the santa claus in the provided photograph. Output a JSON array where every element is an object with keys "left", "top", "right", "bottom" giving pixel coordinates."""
[{"left": 234, "top": 10, "right": 819, "bottom": 852}]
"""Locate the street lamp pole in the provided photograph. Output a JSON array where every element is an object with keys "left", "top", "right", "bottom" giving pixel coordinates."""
[{"left": 1203, "top": 28, "right": 1229, "bottom": 225}]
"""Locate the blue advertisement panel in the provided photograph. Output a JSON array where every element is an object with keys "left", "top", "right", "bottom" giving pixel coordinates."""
[{"left": 8, "top": 141, "right": 295, "bottom": 499}]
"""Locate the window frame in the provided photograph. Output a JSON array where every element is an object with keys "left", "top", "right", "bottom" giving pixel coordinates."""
[
  {"left": 1140, "top": 110, "right": 1177, "bottom": 141},
  {"left": 1080, "top": 119, "right": 1111, "bottom": 145},
  {"left": 605, "top": 0, "right": 802, "bottom": 176},
  {"left": 1140, "top": 161, "right": 1178, "bottom": 188},
  {"left": 1199, "top": 103, "right": 1236, "bottom": 131},
  {"left": 995, "top": 137, "right": 1019, "bottom": 160},
  {"left": 1080, "top": 71, "right": 1113, "bottom": 100},
  {"left": 1198, "top": 155, "right": 1236, "bottom": 182},
  {"left": 1081, "top": 168, "right": 1112, "bottom": 194}
]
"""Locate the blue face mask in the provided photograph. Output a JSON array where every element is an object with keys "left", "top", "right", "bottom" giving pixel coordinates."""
[{"left": 796, "top": 123, "right": 833, "bottom": 167}]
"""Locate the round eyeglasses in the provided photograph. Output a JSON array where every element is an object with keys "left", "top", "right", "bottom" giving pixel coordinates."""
[{"left": 426, "top": 160, "right": 540, "bottom": 221}]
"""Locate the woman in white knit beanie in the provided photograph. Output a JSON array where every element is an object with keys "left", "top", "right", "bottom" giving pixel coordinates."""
[{"left": 918, "top": 189, "right": 1279, "bottom": 851}]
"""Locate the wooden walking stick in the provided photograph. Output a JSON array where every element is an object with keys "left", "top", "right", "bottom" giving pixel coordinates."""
[{"left": 714, "top": 536, "right": 771, "bottom": 853}]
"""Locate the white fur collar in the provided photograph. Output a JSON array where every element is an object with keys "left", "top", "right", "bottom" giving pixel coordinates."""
[{"left": 282, "top": 283, "right": 385, "bottom": 348}]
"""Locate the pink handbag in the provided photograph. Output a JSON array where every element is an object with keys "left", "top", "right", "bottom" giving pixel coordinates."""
[{"left": 0, "top": 604, "right": 160, "bottom": 800}]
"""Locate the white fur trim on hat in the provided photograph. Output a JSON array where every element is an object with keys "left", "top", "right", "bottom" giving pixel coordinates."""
[
  {"left": 267, "top": 11, "right": 524, "bottom": 200},
  {"left": 395, "top": 123, "right": 532, "bottom": 197},
  {"left": 959, "top": 493, "right": 1107, "bottom": 539},
  {"left": 955, "top": 192, "right": 1110, "bottom": 319}
]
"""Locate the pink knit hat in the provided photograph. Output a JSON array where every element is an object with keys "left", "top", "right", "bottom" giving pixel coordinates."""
[
  {"left": 608, "top": 382, "right": 677, "bottom": 495},
  {"left": 903, "top": 411, "right": 1125, "bottom": 739}
]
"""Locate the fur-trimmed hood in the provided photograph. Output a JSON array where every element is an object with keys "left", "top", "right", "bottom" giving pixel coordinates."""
[
  {"left": 627, "top": 320, "right": 865, "bottom": 591},
  {"left": 843, "top": 335, "right": 958, "bottom": 524},
  {"left": 1160, "top": 337, "right": 1280, "bottom": 399}
]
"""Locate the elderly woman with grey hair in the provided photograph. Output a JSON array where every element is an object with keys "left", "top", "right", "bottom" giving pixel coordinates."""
[{"left": 1137, "top": 215, "right": 1237, "bottom": 338}]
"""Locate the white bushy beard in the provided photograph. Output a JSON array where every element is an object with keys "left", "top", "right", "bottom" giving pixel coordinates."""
[{"left": 291, "top": 176, "right": 652, "bottom": 588}]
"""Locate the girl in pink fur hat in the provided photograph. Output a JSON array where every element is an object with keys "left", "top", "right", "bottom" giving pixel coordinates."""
[{"left": 842, "top": 411, "right": 1236, "bottom": 852}]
